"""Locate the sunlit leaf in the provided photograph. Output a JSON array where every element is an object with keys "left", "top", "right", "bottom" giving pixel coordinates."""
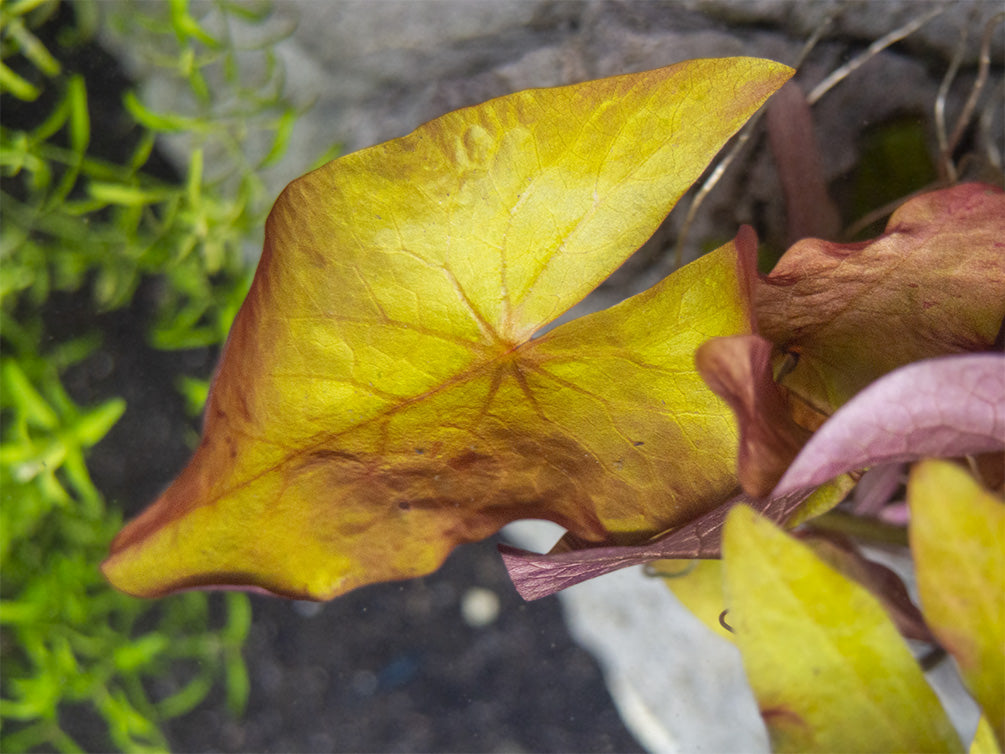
[
  {"left": 773, "top": 353, "right": 1005, "bottom": 497},
  {"left": 909, "top": 459, "right": 1005, "bottom": 748},
  {"left": 103, "top": 58, "right": 793, "bottom": 600},
  {"left": 757, "top": 182, "right": 1005, "bottom": 413},
  {"left": 723, "top": 505, "right": 960, "bottom": 753}
]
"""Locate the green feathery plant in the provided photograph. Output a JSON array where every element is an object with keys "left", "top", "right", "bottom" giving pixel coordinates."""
[{"left": 1, "top": 0, "right": 308, "bottom": 750}]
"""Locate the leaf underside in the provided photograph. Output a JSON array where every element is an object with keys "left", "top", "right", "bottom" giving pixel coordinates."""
[{"left": 773, "top": 352, "right": 1005, "bottom": 496}]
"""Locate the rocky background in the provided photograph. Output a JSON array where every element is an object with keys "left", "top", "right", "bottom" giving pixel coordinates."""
[{"left": 95, "top": 1, "right": 1002, "bottom": 751}]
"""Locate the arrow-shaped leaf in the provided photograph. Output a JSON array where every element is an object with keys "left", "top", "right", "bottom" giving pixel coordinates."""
[{"left": 102, "top": 58, "right": 793, "bottom": 600}]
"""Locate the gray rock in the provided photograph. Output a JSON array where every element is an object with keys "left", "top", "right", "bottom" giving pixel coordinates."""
[{"left": 102, "top": 0, "right": 1002, "bottom": 284}]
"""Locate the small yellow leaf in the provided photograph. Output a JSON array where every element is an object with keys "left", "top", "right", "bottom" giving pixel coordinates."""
[
  {"left": 103, "top": 59, "right": 793, "bottom": 600},
  {"left": 723, "top": 504, "right": 961, "bottom": 753},
  {"left": 782, "top": 472, "right": 857, "bottom": 528},
  {"left": 910, "top": 459, "right": 1005, "bottom": 748},
  {"left": 659, "top": 478, "right": 854, "bottom": 643}
]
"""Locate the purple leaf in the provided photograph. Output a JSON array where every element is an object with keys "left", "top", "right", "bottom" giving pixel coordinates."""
[
  {"left": 501, "top": 489, "right": 815, "bottom": 600},
  {"left": 773, "top": 353, "right": 1005, "bottom": 497},
  {"left": 850, "top": 463, "right": 906, "bottom": 515}
]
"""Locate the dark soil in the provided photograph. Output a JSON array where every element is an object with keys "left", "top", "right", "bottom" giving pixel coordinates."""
[{"left": 168, "top": 544, "right": 644, "bottom": 753}]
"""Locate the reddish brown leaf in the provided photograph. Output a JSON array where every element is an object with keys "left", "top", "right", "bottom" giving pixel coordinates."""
[
  {"left": 696, "top": 333, "right": 812, "bottom": 497},
  {"left": 757, "top": 182, "right": 1005, "bottom": 413}
]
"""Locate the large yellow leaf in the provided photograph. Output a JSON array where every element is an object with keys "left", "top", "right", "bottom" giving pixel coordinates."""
[
  {"left": 103, "top": 58, "right": 793, "bottom": 600},
  {"left": 909, "top": 460, "right": 1005, "bottom": 748},
  {"left": 723, "top": 505, "right": 960, "bottom": 753}
]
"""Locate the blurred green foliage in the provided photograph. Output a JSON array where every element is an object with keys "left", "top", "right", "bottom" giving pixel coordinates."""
[
  {"left": 1, "top": 0, "right": 304, "bottom": 749},
  {"left": 850, "top": 116, "right": 938, "bottom": 238}
]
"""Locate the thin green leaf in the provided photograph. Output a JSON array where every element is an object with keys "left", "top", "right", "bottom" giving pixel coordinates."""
[
  {"left": 70, "top": 398, "right": 126, "bottom": 447},
  {"left": 1, "top": 360, "right": 58, "bottom": 429},
  {"left": 168, "top": 0, "right": 220, "bottom": 49},
  {"left": 66, "top": 75, "right": 90, "bottom": 155},
  {"left": 122, "top": 91, "right": 201, "bottom": 133},
  {"left": 155, "top": 673, "right": 213, "bottom": 719},
  {"left": 87, "top": 181, "right": 175, "bottom": 207},
  {"left": 5, "top": 16, "right": 61, "bottom": 76},
  {"left": 258, "top": 107, "right": 296, "bottom": 168},
  {"left": 0, "top": 61, "right": 41, "bottom": 100}
]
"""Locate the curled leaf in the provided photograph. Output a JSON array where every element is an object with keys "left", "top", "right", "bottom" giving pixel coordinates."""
[
  {"left": 103, "top": 58, "right": 793, "bottom": 600},
  {"left": 723, "top": 505, "right": 960, "bottom": 753},
  {"left": 757, "top": 182, "right": 1005, "bottom": 413},
  {"left": 773, "top": 353, "right": 1005, "bottom": 497},
  {"left": 909, "top": 459, "right": 1005, "bottom": 748}
]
